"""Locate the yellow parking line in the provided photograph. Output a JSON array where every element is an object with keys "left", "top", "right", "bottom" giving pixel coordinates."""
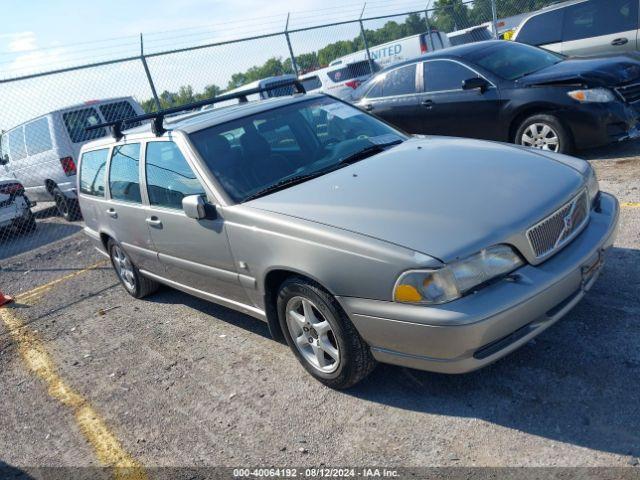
[
  {"left": 621, "top": 202, "right": 640, "bottom": 208},
  {"left": 16, "top": 260, "right": 109, "bottom": 303},
  {"left": 0, "top": 307, "right": 146, "bottom": 480}
]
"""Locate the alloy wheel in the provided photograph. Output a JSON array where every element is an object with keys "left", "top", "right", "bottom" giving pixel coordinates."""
[
  {"left": 285, "top": 296, "right": 340, "bottom": 374},
  {"left": 521, "top": 123, "right": 560, "bottom": 152},
  {"left": 112, "top": 245, "right": 136, "bottom": 292}
]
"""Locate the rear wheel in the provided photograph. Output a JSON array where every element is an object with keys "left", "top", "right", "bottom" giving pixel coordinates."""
[
  {"left": 277, "top": 276, "right": 376, "bottom": 389},
  {"left": 53, "top": 188, "right": 82, "bottom": 221},
  {"left": 515, "top": 114, "right": 573, "bottom": 154},
  {"left": 107, "top": 239, "right": 159, "bottom": 299}
]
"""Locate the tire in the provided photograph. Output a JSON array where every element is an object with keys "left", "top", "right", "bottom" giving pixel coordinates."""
[
  {"left": 53, "top": 188, "right": 82, "bottom": 222},
  {"left": 515, "top": 114, "right": 573, "bottom": 154},
  {"left": 107, "top": 239, "right": 159, "bottom": 299},
  {"left": 19, "top": 205, "right": 37, "bottom": 234},
  {"left": 277, "top": 276, "right": 376, "bottom": 389}
]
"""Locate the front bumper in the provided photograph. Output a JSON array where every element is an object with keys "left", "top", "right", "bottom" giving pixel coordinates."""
[
  {"left": 559, "top": 101, "right": 640, "bottom": 149},
  {"left": 339, "top": 192, "right": 619, "bottom": 374}
]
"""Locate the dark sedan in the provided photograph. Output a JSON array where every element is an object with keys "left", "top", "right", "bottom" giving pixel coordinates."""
[{"left": 352, "top": 40, "right": 640, "bottom": 153}]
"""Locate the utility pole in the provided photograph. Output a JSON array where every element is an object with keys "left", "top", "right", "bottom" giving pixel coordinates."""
[
  {"left": 491, "top": 0, "right": 499, "bottom": 39},
  {"left": 284, "top": 14, "right": 299, "bottom": 76},
  {"left": 140, "top": 34, "right": 161, "bottom": 111},
  {"left": 359, "top": 3, "right": 375, "bottom": 75},
  {"left": 424, "top": 0, "right": 435, "bottom": 51}
]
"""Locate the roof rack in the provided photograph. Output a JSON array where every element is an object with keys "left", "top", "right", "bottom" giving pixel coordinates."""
[{"left": 86, "top": 79, "right": 307, "bottom": 140}]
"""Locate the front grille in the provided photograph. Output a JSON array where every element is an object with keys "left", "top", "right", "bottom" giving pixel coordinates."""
[
  {"left": 527, "top": 190, "right": 589, "bottom": 259},
  {"left": 616, "top": 82, "right": 640, "bottom": 103}
]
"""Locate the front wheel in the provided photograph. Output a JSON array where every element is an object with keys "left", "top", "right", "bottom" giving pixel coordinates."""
[
  {"left": 515, "top": 114, "right": 573, "bottom": 154},
  {"left": 277, "top": 276, "right": 376, "bottom": 389}
]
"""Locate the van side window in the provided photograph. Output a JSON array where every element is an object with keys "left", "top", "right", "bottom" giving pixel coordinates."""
[
  {"left": 562, "top": 0, "right": 638, "bottom": 42},
  {"left": 8, "top": 128, "right": 27, "bottom": 161},
  {"left": 109, "top": 144, "right": 142, "bottom": 203},
  {"left": 99, "top": 101, "right": 141, "bottom": 128},
  {"left": 517, "top": 9, "right": 563, "bottom": 46},
  {"left": 24, "top": 118, "right": 53, "bottom": 155},
  {"left": 146, "top": 142, "right": 205, "bottom": 210},
  {"left": 63, "top": 108, "right": 105, "bottom": 143},
  {"left": 79, "top": 149, "right": 109, "bottom": 197}
]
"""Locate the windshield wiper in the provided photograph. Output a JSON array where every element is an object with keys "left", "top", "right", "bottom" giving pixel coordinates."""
[
  {"left": 335, "top": 139, "right": 403, "bottom": 166},
  {"left": 242, "top": 172, "right": 327, "bottom": 202}
]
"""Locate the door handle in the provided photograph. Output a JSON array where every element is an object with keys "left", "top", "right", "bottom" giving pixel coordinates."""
[
  {"left": 145, "top": 216, "right": 162, "bottom": 227},
  {"left": 611, "top": 37, "right": 629, "bottom": 46},
  {"left": 363, "top": 104, "right": 374, "bottom": 112},
  {"left": 421, "top": 99, "right": 434, "bottom": 109},
  {"left": 106, "top": 208, "right": 117, "bottom": 218}
]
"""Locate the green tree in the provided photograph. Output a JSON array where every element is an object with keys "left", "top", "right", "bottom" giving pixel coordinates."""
[{"left": 432, "top": 0, "right": 470, "bottom": 33}]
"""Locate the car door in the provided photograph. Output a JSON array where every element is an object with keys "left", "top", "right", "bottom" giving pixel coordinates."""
[
  {"left": 420, "top": 59, "right": 502, "bottom": 140},
  {"left": 143, "top": 139, "right": 250, "bottom": 304},
  {"left": 359, "top": 63, "right": 422, "bottom": 133},
  {"left": 106, "top": 142, "right": 161, "bottom": 273},
  {"left": 561, "top": 0, "right": 639, "bottom": 56}
]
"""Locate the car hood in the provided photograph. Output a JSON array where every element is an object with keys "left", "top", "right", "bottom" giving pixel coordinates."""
[
  {"left": 246, "top": 137, "right": 585, "bottom": 262},
  {"left": 517, "top": 55, "right": 640, "bottom": 88}
]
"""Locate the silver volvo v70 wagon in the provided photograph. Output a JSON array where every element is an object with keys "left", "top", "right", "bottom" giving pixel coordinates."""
[{"left": 77, "top": 86, "right": 619, "bottom": 389}]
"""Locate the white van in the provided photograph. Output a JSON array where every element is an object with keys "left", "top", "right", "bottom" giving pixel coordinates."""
[
  {"left": 328, "top": 30, "right": 451, "bottom": 70},
  {"left": 202, "top": 75, "right": 298, "bottom": 111},
  {"left": 0, "top": 97, "right": 144, "bottom": 221}
]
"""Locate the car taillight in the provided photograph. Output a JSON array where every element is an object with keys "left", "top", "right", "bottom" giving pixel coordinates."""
[
  {"left": 420, "top": 36, "right": 428, "bottom": 54},
  {"left": 60, "top": 157, "right": 76, "bottom": 176},
  {"left": 0, "top": 182, "right": 24, "bottom": 195},
  {"left": 345, "top": 80, "right": 361, "bottom": 89}
]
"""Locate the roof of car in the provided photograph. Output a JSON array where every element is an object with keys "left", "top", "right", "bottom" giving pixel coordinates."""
[
  {"left": 373, "top": 40, "right": 504, "bottom": 72},
  {"left": 85, "top": 93, "right": 323, "bottom": 147}
]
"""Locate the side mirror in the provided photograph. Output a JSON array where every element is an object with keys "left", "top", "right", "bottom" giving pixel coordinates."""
[
  {"left": 182, "top": 194, "right": 216, "bottom": 220},
  {"left": 462, "top": 77, "right": 489, "bottom": 93}
]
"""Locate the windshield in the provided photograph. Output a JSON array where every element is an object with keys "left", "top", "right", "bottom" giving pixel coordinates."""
[
  {"left": 466, "top": 42, "right": 564, "bottom": 81},
  {"left": 189, "top": 97, "right": 406, "bottom": 202}
]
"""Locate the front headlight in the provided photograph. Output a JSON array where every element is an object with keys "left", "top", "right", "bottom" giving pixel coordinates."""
[
  {"left": 585, "top": 163, "right": 599, "bottom": 205},
  {"left": 393, "top": 245, "right": 524, "bottom": 305},
  {"left": 567, "top": 88, "right": 616, "bottom": 103}
]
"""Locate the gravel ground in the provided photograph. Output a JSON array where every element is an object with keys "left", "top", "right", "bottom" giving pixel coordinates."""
[{"left": 0, "top": 141, "right": 639, "bottom": 474}]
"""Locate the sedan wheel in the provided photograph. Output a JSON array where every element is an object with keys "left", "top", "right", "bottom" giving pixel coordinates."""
[
  {"left": 521, "top": 123, "right": 560, "bottom": 152},
  {"left": 285, "top": 296, "right": 340, "bottom": 374}
]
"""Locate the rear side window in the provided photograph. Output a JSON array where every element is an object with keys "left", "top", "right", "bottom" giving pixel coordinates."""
[
  {"left": 24, "top": 118, "right": 53, "bottom": 155},
  {"left": 517, "top": 9, "right": 563, "bottom": 46},
  {"left": 562, "top": 0, "right": 638, "bottom": 42},
  {"left": 109, "top": 143, "right": 141, "bottom": 203},
  {"left": 79, "top": 148, "right": 108, "bottom": 197},
  {"left": 99, "top": 101, "right": 141, "bottom": 128},
  {"left": 8, "top": 128, "right": 26, "bottom": 160},
  {"left": 146, "top": 142, "right": 205, "bottom": 210},
  {"left": 424, "top": 61, "right": 478, "bottom": 92},
  {"left": 382, "top": 64, "right": 417, "bottom": 96},
  {"left": 63, "top": 108, "right": 105, "bottom": 143}
]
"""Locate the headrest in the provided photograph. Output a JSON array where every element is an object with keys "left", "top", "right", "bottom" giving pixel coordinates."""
[{"left": 240, "top": 131, "right": 271, "bottom": 159}]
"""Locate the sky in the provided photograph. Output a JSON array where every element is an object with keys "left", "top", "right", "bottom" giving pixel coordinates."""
[{"left": 0, "top": 0, "right": 433, "bottom": 128}]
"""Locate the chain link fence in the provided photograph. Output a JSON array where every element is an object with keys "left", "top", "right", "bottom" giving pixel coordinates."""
[{"left": 0, "top": 0, "right": 560, "bottom": 277}]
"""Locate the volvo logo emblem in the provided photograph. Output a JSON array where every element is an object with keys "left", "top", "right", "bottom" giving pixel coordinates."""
[{"left": 563, "top": 213, "right": 573, "bottom": 230}]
